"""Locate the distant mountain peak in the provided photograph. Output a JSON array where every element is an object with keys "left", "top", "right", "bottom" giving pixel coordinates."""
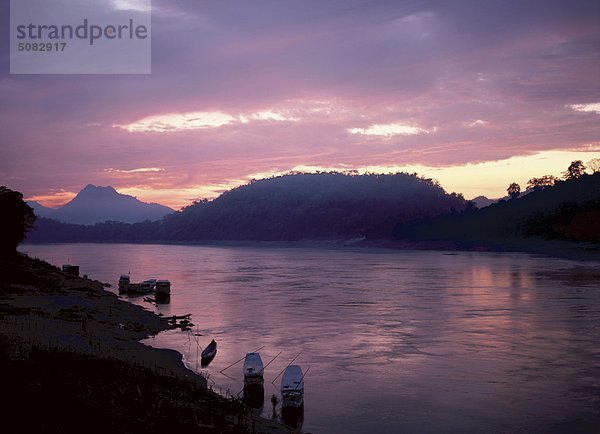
[
  {"left": 38, "top": 184, "right": 174, "bottom": 225},
  {"left": 78, "top": 184, "right": 119, "bottom": 196}
]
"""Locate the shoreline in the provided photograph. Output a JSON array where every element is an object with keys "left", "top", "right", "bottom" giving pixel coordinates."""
[{"left": 0, "top": 253, "right": 294, "bottom": 433}]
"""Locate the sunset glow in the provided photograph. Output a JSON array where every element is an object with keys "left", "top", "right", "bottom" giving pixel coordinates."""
[
  {"left": 347, "top": 123, "right": 429, "bottom": 137},
  {"left": 2, "top": 0, "right": 599, "bottom": 210}
]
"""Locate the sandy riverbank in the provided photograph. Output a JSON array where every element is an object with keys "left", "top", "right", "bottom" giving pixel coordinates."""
[{"left": 0, "top": 253, "right": 294, "bottom": 433}]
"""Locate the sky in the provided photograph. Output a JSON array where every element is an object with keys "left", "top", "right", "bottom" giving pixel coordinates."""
[{"left": 1, "top": 0, "right": 599, "bottom": 209}]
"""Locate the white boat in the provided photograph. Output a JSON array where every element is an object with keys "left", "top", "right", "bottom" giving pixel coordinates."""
[
  {"left": 243, "top": 352, "right": 264, "bottom": 385},
  {"left": 155, "top": 280, "right": 171, "bottom": 300},
  {"left": 281, "top": 365, "right": 304, "bottom": 408}
]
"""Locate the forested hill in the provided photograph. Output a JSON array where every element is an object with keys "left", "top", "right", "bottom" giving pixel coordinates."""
[
  {"left": 27, "top": 172, "right": 468, "bottom": 243},
  {"left": 394, "top": 173, "right": 600, "bottom": 245},
  {"left": 162, "top": 172, "right": 467, "bottom": 240}
]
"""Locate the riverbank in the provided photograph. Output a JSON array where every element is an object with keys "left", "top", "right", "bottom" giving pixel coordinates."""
[{"left": 0, "top": 253, "right": 294, "bottom": 433}]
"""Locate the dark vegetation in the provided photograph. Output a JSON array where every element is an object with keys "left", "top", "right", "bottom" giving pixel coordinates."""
[
  {"left": 521, "top": 199, "right": 600, "bottom": 242},
  {"left": 1, "top": 335, "right": 249, "bottom": 433},
  {"left": 0, "top": 186, "right": 35, "bottom": 256},
  {"left": 394, "top": 173, "right": 600, "bottom": 246},
  {"left": 27, "top": 172, "right": 468, "bottom": 242}
]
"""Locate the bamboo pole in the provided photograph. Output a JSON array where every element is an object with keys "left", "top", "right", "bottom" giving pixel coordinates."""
[
  {"left": 272, "top": 351, "right": 302, "bottom": 384},
  {"left": 219, "top": 345, "right": 265, "bottom": 373},
  {"left": 294, "top": 366, "right": 310, "bottom": 390},
  {"left": 259, "top": 351, "right": 281, "bottom": 375}
]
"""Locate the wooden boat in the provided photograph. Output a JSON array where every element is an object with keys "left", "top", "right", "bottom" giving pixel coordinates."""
[
  {"left": 118, "top": 274, "right": 130, "bottom": 293},
  {"left": 201, "top": 339, "right": 217, "bottom": 359},
  {"left": 126, "top": 279, "right": 156, "bottom": 294},
  {"left": 281, "top": 365, "right": 304, "bottom": 408},
  {"left": 155, "top": 280, "right": 171, "bottom": 301},
  {"left": 243, "top": 352, "right": 264, "bottom": 385}
]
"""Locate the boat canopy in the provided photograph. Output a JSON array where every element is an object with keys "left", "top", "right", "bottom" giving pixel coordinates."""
[
  {"left": 243, "top": 352, "right": 264, "bottom": 376},
  {"left": 281, "top": 365, "right": 304, "bottom": 393}
]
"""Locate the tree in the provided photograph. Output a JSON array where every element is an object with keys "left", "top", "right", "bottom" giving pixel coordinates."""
[
  {"left": 563, "top": 160, "right": 586, "bottom": 180},
  {"left": 507, "top": 182, "right": 521, "bottom": 199},
  {"left": 527, "top": 175, "right": 558, "bottom": 190},
  {"left": 587, "top": 158, "right": 600, "bottom": 174},
  {"left": 0, "top": 186, "right": 36, "bottom": 256}
]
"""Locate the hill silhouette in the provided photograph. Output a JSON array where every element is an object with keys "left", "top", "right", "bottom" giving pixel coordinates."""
[
  {"left": 27, "top": 201, "right": 56, "bottom": 218},
  {"left": 27, "top": 173, "right": 467, "bottom": 243},
  {"left": 162, "top": 172, "right": 467, "bottom": 241},
  {"left": 29, "top": 185, "right": 174, "bottom": 225},
  {"left": 393, "top": 173, "right": 600, "bottom": 246}
]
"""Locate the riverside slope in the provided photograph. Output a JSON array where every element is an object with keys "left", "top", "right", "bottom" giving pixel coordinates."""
[{"left": 0, "top": 253, "right": 292, "bottom": 433}]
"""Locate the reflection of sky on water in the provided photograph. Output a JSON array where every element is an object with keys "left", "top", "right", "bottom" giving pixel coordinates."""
[{"left": 21, "top": 244, "right": 600, "bottom": 433}]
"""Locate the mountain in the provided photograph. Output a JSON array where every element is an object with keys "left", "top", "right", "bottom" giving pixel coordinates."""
[
  {"left": 27, "top": 201, "right": 57, "bottom": 219},
  {"left": 470, "top": 195, "right": 496, "bottom": 209},
  {"left": 394, "top": 173, "right": 600, "bottom": 245},
  {"left": 47, "top": 185, "right": 173, "bottom": 225},
  {"left": 27, "top": 173, "right": 468, "bottom": 242}
]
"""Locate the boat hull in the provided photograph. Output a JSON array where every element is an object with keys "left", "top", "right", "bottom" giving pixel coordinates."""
[
  {"left": 243, "top": 384, "right": 264, "bottom": 408},
  {"left": 243, "top": 352, "right": 264, "bottom": 385}
]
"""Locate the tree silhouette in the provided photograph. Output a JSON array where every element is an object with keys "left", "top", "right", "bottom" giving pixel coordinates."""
[
  {"left": 563, "top": 160, "right": 586, "bottom": 180},
  {"left": 527, "top": 175, "right": 558, "bottom": 190},
  {"left": 507, "top": 182, "right": 521, "bottom": 199},
  {"left": 587, "top": 158, "right": 600, "bottom": 174},
  {"left": 0, "top": 186, "right": 36, "bottom": 256}
]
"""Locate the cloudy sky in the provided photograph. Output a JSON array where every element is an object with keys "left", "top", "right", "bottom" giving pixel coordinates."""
[{"left": 1, "top": 0, "right": 599, "bottom": 209}]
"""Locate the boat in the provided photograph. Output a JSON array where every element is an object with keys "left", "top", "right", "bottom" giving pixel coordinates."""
[
  {"left": 243, "top": 352, "right": 264, "bottom": 385},
  {"left": 62, "top": 264, "right": 80, "bottom": 276},
  {"left": 126, "top": 279, "right": 156, "bottom": 294},
  {"left": 201, "top": 339, "right": 217, "bottom": 359},
  {"left": 118, "top": 274, "right": 130, "bottom": 292},
  {"left": 155, "top": 279, "right": 171, "bottom": 302},
  {"left": 281, "top": 365, "right": 304, "bottom": 408}
]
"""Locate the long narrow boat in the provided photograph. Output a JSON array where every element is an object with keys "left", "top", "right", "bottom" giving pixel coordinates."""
[
  {"left": 201, "top": 339, "right": 217, "bottom": 359},
  {"left": 127, "top": 279, "right": 156, "bottom": 295},
  {"left": 243, "top": 352, "right": 264, "bottom": 385},
  {"left": 281, "top": 365, "right": 304, "bottom": 408}
]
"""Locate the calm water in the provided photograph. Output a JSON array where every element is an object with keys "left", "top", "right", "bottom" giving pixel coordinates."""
[{"left": 21, "top": 243, "right": 600, "bottom": 433}]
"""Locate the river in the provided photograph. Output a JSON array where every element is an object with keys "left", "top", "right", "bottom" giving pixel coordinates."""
[{"left": 20, "top": 243, "right": 600, "bottom": 433}]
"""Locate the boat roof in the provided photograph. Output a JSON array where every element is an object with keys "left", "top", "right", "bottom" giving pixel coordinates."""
[
  {"left": 156, "top": 280, "right": 170, "bottom": 284},
  {"left": 119, "top": 275, "right": 130, "bottom": 279},
  {"left": 281, "top": 365, "right": 304, "bottom": 392},
  {"left": 243, "top": 352, "right": 264, "bottom": 374}
]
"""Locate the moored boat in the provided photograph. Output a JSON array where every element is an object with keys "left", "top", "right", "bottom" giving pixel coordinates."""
[
  {"left": 243, "top": 352, "right": 264, "bottom": 385},
  {"left": 281, "top": 365, "right": 304, "bottom": 408},
  {"left": 155, "top": 279, "right": 171, "bottom": 301},
  {"left": 127, "top": 279, "right": 156, "bottom": 294},
  {"left": 62, "top": 264, "right": 80, "bottom": 276},
  {"left": 118, "top": 274, "right": 130, "bottom": 292},
  {"left": 201, "top": 339, "right": 217, "bottom": 359}
]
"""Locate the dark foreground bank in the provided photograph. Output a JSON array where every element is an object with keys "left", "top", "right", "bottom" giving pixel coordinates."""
[{"left": 0, "top": 253, "right": 293, "bottom": 434}]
